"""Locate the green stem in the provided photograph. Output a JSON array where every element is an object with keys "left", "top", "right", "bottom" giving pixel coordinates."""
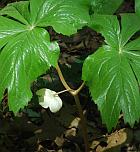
[{"left": 56, "top": 63, "right": 89, "bottom": 152}]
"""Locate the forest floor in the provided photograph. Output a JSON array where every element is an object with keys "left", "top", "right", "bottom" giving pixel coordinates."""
[{"left": 1, "top": 0, "right": 140, "bottom": 152}]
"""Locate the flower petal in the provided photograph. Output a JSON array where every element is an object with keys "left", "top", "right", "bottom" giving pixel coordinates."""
[
  {"left": 37, "top": 88, "right": 62, "bottom": 113},
  {"left": 39, "top": 96, "right": 49, "bottom": 108},
  {"left": 49, "top": 94, "right": 62, "bottom": 113}
]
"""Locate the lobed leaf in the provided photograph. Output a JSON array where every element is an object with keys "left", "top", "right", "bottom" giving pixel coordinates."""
[
  {"left": 30, "top": 0, "right": 90, "bottom": 35},
  {"left": 0, "top": 1, "right": 30, "bottom": 24},
  {"left": 83, "top": 14, "right": 140, "bottom": 130},
  {"left": 0, "top": 16, "right": 26, "bottom": 49},
  {"left": 120, "top": 14, "right": 140, "bottom": 46},
  {"left": 90, "top": 14, "right": 120, "bottom": 49},
  {"left": 0, "top": 28, "right": 60, "bottom": 113},
  {"left": 90, "top": 0, "right": 123, "bottom": 15},
  {"left": 135, "top": 0, "right": 140, "bottom": 15},
  {"left": 0, "top": 0, "right": 90, "bottom": 113}
]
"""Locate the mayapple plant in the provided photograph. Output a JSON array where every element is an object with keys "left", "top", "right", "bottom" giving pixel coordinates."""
[
  {"left": 0, "top": 0, "right": 90, "bottom": 151},
  {"left": 83, "top": 0, "right": 140, "bottom": 131},
  {"left": 1, "top": 0, "right": 140, "bottom": 152},
  {"left": 0, "top": 0, "right": 90, "bottom": 113}
]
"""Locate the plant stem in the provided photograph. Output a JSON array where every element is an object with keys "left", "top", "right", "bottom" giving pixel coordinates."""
[
  {"left": 56, "top": 63, "right": 89, "bottom": 152},
  {"left": 56, "top": 63, "right": 85, "bottom": 95},
  {"left": 54, "top": 89, "right": 72, "bottom": 96},
  {"left": 56, "top": 63, "right": 72, "bottom": 92},
  {"left": 73, "top": 82, "right": 85, "bottom": 96},
  {"left": 74, "top": 95, "right": 89, "bottom": 152}
]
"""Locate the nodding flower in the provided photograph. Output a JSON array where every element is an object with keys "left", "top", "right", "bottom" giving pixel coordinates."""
[{"left": 36, "top": 88, "right": 62, "bottom": 113}]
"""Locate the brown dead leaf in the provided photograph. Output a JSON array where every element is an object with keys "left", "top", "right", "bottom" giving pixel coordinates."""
[{"left": 96, "top": 128, "right": 133, "bottom": 152}]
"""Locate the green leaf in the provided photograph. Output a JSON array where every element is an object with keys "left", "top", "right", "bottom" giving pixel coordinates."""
[
  {"left": 0, "top": 28, "right": 59, "bottom": 113},
  {"left": 124, "top": 40, "right": 140, "bottom": 85},
  {"left": 135, "top": 0, "right": 140, "bottom": 15},
  {"left": 82, "top": 14, "right": 140, "bottom": 130},
  {"left": 124, "top": 37, "right": 140, "bottom": 50},
  {"left": 0, "top": 16, "right": 26, "bottom": 49},
  {"left": 90, "top": 0, "right": 123, "bottom": 15},
  {"left": 120, "top": 14, "right": 140, "bottom": 46},
  {"left": 0, "top": 1, "right": 30, "bottom": 24},
  {"left": 30, "top": 0, "right": 44, "bottom": 24},
  {"left": 91, "top": 15, "right": 120, "bottom": 49},
  {"left": 30, "top": 0, "right": 90, "bottom": 35},
  {"left": 0, "top": 0, "right": 90, "bottom": 113}
]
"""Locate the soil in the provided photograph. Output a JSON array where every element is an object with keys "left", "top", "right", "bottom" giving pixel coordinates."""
[{"left": 0, "top": 0, "right": 140, "bottom": 152}]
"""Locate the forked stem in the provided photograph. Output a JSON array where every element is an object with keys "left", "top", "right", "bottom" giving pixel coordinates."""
[
  {"left": 56, "top": 63, "right": 89, "bottom": 152},
  {"left": 56, "top": 64, "right": 85, "bottom": 96}
]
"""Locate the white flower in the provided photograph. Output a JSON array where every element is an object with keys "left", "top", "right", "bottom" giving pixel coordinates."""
[{"left": 36, "top": 88, "right": 62, "bottom": 113}]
